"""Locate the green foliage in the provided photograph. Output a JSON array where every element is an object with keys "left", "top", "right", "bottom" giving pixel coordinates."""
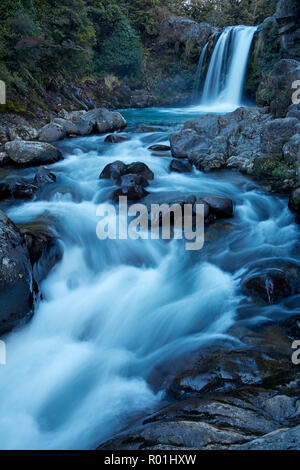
[
  {"left": 180, "top": 0, "right": 278, "bottom": 27},
  {"left": 94, "top": 15, "right": 142, "bottom": 80}
]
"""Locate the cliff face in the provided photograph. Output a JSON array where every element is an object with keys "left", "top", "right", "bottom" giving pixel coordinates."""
[{"left": 246, "top": 0, "right": 300, "bottom": 105}]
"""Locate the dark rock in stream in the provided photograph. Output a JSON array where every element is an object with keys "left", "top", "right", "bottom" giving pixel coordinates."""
[
  {"left": 0, "top": 210, "right": 33, "bottom": 335},
  {"left": 169, "top": 159, "right": 193, "bottom": 173},
  {"left": 21, "top": 226, "right": 63, "bottom": 285},
  {"left": 34, "top": 166, "right": 56, "bottom": 185},
  {"left": 148, "top": 145, "right": 171, "bottom": 152},
  {"left": 0, "top": 211, "right": 62, "bottom": 336},
  {"left": 201, "top": 195, "right": 234, "bottom": 219},
  {"left": 100, "top": 161, "right": 154, "bottom": 185},
  {"left": 243, "top": 266, "right": 300, "bottom": 305},
  {"left": 104, "top": 134, "right": 129, "bottom": 144}
]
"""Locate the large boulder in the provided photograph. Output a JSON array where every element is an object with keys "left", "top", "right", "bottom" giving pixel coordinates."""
[
  {"left": 170, "top": 107, "right": 270, "bottom": 172},
  {"left": 4, "top": 141, "right": 62, "bottom": 166},
  {"left": 38, "top": 123, "right": 67, "bottom": 143},
  {"left": 0, "top": 211, "right": 33, "bottom": 334},
  {"left": 0, "top": 211, "right": 62, "bottom": 335}
]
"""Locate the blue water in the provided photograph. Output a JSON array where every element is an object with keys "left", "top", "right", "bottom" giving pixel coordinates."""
[{"left": 0, "top": 107, "right": 299, "bottom": 450}]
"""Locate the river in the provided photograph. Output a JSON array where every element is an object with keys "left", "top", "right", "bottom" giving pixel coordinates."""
[{"left": 0, "top": 105, "right": 299, "bottom": 449}]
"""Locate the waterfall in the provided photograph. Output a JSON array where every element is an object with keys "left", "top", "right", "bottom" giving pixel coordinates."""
[
  {"left": 192, "top": 43, "right": 208, "bottom": 103},
  {"left": 200, "top": 25, "right": 257, "bottom": 109}
]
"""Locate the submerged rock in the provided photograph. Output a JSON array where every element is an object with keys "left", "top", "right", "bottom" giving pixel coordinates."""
[
  {"left": 5, "top": 141, "right": 62, "bottom": 166},
  {"left": 170, "top": 159, "right": 193, "bottom": 173},
  {"left": 34, "top": 166, "right": 56, "bottom": 185},
  {"left": 104, "top": 134, "right": 129, "bottom": 143},
  {"left": 243, "top": 266, "right": 300, "bottom": 304},
  {"left": 148, "top": 145, "right": 171, "bottom": 152}
]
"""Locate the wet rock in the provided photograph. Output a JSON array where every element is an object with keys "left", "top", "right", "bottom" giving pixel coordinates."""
[
  {"left": 99, "top": 161, "right": 127, "bottom": 182},
  {"left": 38, "top": 122, "right": 66, "bottom": 143},
  {"left": 144, "top": 192, "right": 196, "bottom": 211},
  {"left": 170, "top": 159, "right": 193, "bottom": 173},
  {"left": 151, "top": 151, "right": 171, "bottom": 158},
  {"left": 148, "top": 145, "right": 171, "bottom": 152},
  {"left": 243, "top": 267, "right": 300, "bottom": 304},
  {"left": 6, "top": 177, "right": 38, "bottom": 200},
  {"left": 126, "top": 162, "right": 154, "bottom": 181},
  {"left": 5, "top": 141, "right": 62, "bottom": 166},
  {"left": 100, "top": 161, "right": 154, "bottom": 184},
  {"left": 0, "top": 211, "right": 33, "bottom": 335},
  {"left": 201, "top": 195, "right": 234, "bottom": 218},
  {"left": 34, "top": 166, "right": 56, "bottom": 185},
  {"left": 95, "top": 109, "right": 127, "bottom": 134},
  {"left": 112, "top": 175, "right": 148, "bottom": 202},
  {"left": 21, "top": 226, "right": 62, "bottom": 285},
  {"left": 104, "top": 134, "right": 129, "bottom": 143},
  {"left": 0, "top": 182, "right": 11, "bottom": 201}
]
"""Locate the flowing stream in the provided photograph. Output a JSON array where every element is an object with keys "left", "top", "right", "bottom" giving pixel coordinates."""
[{"left": 0, "top": 107, "right": 299, "bottom": 450}]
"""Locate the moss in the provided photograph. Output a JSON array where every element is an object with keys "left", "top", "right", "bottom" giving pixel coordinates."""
[
  {"left": 0, "top": 101, "right": 34, "bottom": 117},
  {"left": 253, "top": 154, "right": 297, "bottom": 191}
]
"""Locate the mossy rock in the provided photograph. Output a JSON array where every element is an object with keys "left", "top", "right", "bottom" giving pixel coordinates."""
[{"left": 253, "top": 155, "right": 297, "bottom": 191}]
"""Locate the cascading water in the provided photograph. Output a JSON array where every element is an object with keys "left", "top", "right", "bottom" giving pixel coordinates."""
[
  {"left": 192, "top": 42, "right": 208, "bottom": 103},
  {"left": 199, "top": 25, "right": 257, "bottom": 110},
  {"left": 0, "top": 106, "right": 299, "bottom": 450}
]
